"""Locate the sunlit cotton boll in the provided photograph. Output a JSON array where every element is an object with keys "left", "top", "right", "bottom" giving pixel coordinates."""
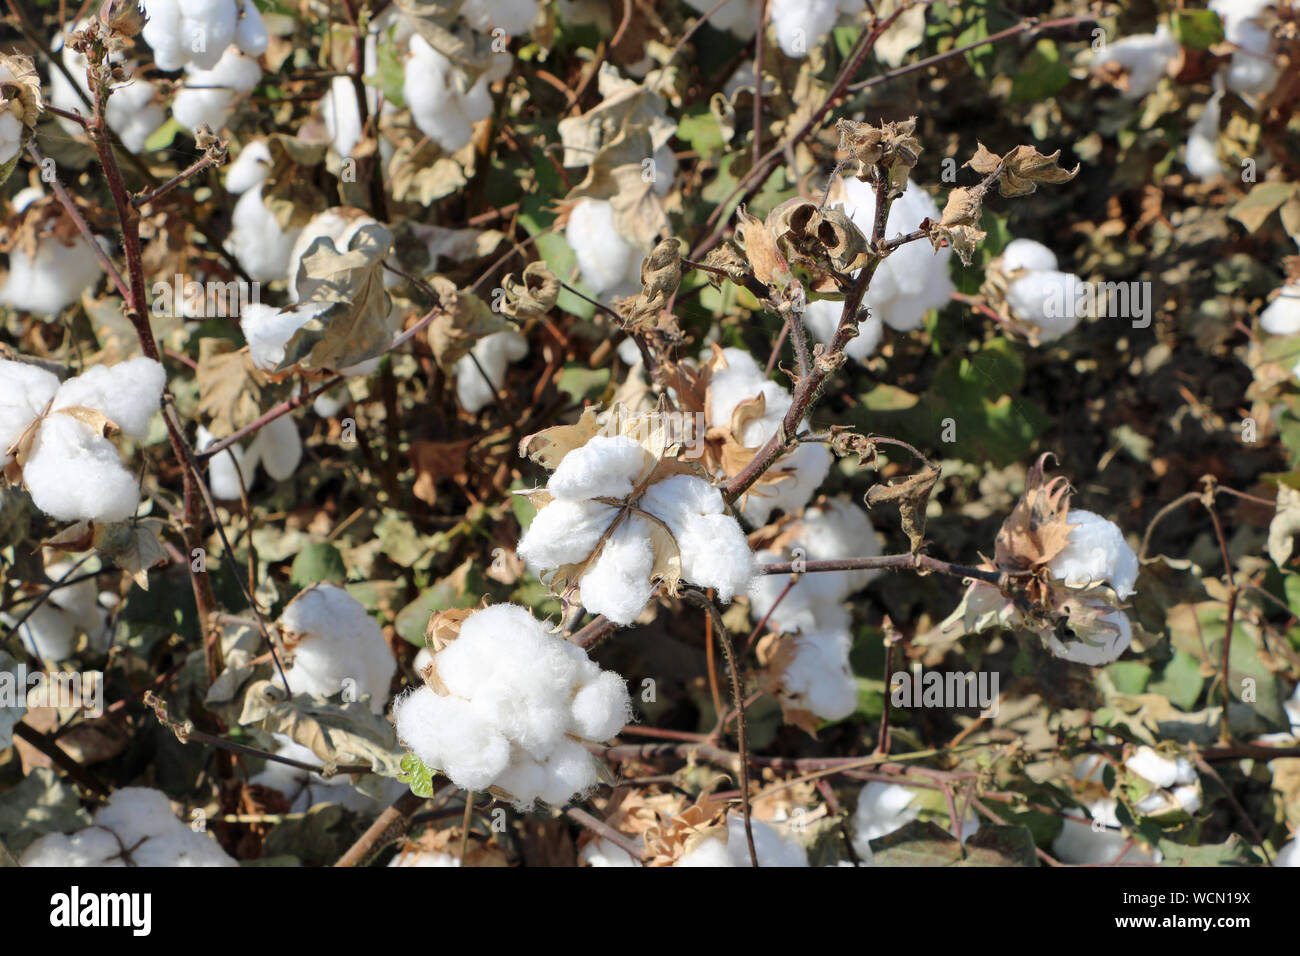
[
  {"left": 171, "top": 48, "right": 262, "bottom": 133},
  {"left": 139, "top": 0, "right": 265, "bottom": 72},
  {"left": 770, "top": 0, "right": 865, "bottom": 58},
  {"left": 566, "top": 198, "right": 645, "bottom": 298},
  {"left": 1185, "top": 91, "right": 1226, "bottom": 180},
  {"left": 999, "top": 238, "right": 1086, "bottom": 343},
  {"left": 239, "top": 301, "right": 332, "bottom": 370},
  {"left": 280, "top": 584, "right": 396, "bottom": 713},
  {"left": 461, "top": 0, "right": 539, "bottom": 35},
  {"left": 1260, "top": 283, "right": 1300, "bottom": 336},
  {"left": 1047, "top": 605, "right": 1132, "bottom": 666},
  {"left": 1211, "top": 0, "right": 1280, "bottom": 95},
  {"left": 455, "top": 330, "right": 529, "bottom": 413},
  {"left": 6, "top": 559, "right": 110, "bottom": 660},
  {"left": 801, "top": 297, "right": 883, "bottom": 361},
  {"left": 21, "top": 787, "right": 236, "bottom": 867},
  {"left": 581, "top": 839, "right": 640, "bottom": 866},
  {"left": 404, "top": 36, "right": 504, "bottom": 154},
  {"left": 1091, "top": 24, "right": 1178, "bottom": 99},
  {"left": 1048, "top": 509, "right": 1139, "bottom": 597},
  {"left": 0, "top": 234, "right": 105, "bottom": 317},
  {"left": 836, "top": 177, "right": 954, "bottom": 331},
  {"left": 676, "top": 814, "right": 808, "bottom": 867},
  {"left": 393, "top": 603, "right": 631, "bottom": 806},
  {"left": 850, "top": 781, "right": 919, "bottom": 858},
  {"left": 1051, "top": 798, "right": 1156, "bottom": 865},
  {"left": 286, "top": 209, "right": 382, "bottom": 296}
]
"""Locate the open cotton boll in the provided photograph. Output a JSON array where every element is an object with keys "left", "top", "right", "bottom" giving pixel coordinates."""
[
  {"left": 461, "top": 0, "right": 539, "bottom": 35},
  {"left": 1004, "top": 270, "right": 1086, "bottom": 342},
  {"left": 281, "top": 584, "right": 396, "bottom": 713},
  {"left": 1276, "top": 840, "right": 1300, "bottom": 867},
  {"left": 770, "top": 0, "right": 865, "bottom": 58},
  {"left": 20, "top": 787, "right": 236, "bottom": 867},
  {"left": 395, "top": 604, "right": 629, "bottom": 806},
  {"left": 51, "top": 356, "right": 167, "bottom": 439},
  {"left": 248, "top": 412, "right": 302, "bottom": 481},
  {"left": 565, "top": 198, "right": 646, "bottom": 298},
  {"left": 581, "top": 838, "right": 640, "bottom": 867},
  {"left": 227, "top": 185, "right": 302, "bottom": 282},
  {"left": 139, "top": 0, "right": 247, "bottom": 72},
  {"left": 49, "top": 26, "right": 166, "bottom": 154},
  {"left": 10, "top": 604, "right": 77, "bottom": 660},
  {"left": 1049, "top": 509, "right": 1139, "bottom": 597},
  {"left": 322, "top": 75, "right": 364, "bottom": 158},
  {"left": 517, "top": 497, "right": 621, "bottom": 570},
  {"left": 739, "top": 440, "right": 833, "bottom": 528},
  {"left": 682, "top": 0, "right": 759, "bottom": 37},
  {"left": 637, "top": 473, "right": 757, "bottom": 601},
  {"left": 24, "top": 414, "right": 141, "bottom": 523},
  {"left": 1261, "top": 284, "right": 1300, "bottom": 335},
  {"left": 837, "top": 177, "right": 954, "bottom": 331},
  {"left": 1001, "top": 238, "right": 1059, "bottom": 274},
  {"left": 198, "top": 425, "right": 259, "bottom": 499},
  {"left": 780, "top": 628, "right": 858, "bottom": 720},
  {"left": 1126, "top": 746, "right": 1196, "bottom": 790},
  {"left": 851, "top": 782, "right": 919, "bottom": 856},
  {"left": 172, "top": 48, "right": 262, "bottom": 133},
  {"left": 252, "top": 738, "right": 397, "bottom": 813},
  {"left": 1051, "top": 799, "right": 1156, "bottom": 865},
  {"left": 240, "top": 301, "right": 331, "bottom": 370},
  {"left": 0, "top": 359, "right": 59, "bottom": 465},
  {"left": 1048, "top": 607, "right": 1132, "bottom": 666},
  {"left": 676, "top": 814, "right": 809, "bottom": 867},
  {"left": 1091, "top": 25, "right": 1177, "bottom": 99},
  {"left": 549, "top": 435, "right": 649, "bottom": 501},
  {"left": 1185, "top": 92, "right": 1226, "bottom": 180},
  {"left": 0, "top": 235, "right": 104, "bottom": 317},
  {"left": 575, "top": 516, "right": 658, "bottom": 624},
  {"left": 404, "top": 36, "right": 497, "bottom": 154},
  {"left": 802, "top": 297, "right": 883, "bottom": 361},
  {"left": 0, "top": 113, "right": 19, "bottom": 165},
  {"left": 454, "top": 330, "right": 529, "bottom": 413},
  {"left": 1211, "top": 0, "right": 1279, "bottom": 94},
  {"left": 225, "top": 140, "right": 272, "bottom": 194}
]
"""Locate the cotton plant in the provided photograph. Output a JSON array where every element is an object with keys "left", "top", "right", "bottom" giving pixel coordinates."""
[
  {"left": 1210, "top": 0, "right": 1281, "bottom": 95},
  {"left": 223, "top": 140, "right": 303, "bottom": 282},
  {"left": 393, "top": 603, "right": 632, "bottom": 806},
  {"left": 681, "top": 0, "right": 760, "bottom": 40},
  {"left": 698, "top": 346, "right": 833, "bottom": 527},
  {"left": 171, "top": 47, "right": 262, "bottom": 134},
  {"left": 0, "top": 189, "right": 106, "bottom": 317},
  {"left": 138, "top": 0, "right": 268, "bottom": 73},
  {"left": 251, "top": 738, "right": 405, "bottom": 813},
  {"left": 1124, "top": 745, "right": 1202, "bottom": 821},
  {"left": 850, "top": 781, "right": 979, "bottom": 861},
  {"left": 983, "top": 238, "right": 1087, "bottom": 343},
  {"left": 515, "top": 408, "right": 756, "bottom": 625},
  {"left": 20, "top": 787, "right": 236, "bottom": 866},
  {"left": 455, "top": 329, "right": 529, "bottom": 413},
  {"left": 47, "top": 24, "right": 166, "bottom": 154},
  {"left": 943, "top": 458, "right": 1139, "bottom": 666},
  {"left": 5, "top": 558, "right": 111, "bottom": 660},
  {"left": 749, "top": 498, "right": 884, "bottom": 722},
  {"left": 0, "top": 356, "right": 165, "bottom": 524},
  {"left": 404, "top": 35, "right": 510, "bottom": 154},
  {"left": 1051, "top": 797, "right": 1158, "bottom": 865}
]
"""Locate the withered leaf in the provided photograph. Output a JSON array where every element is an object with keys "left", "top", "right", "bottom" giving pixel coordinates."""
[
  {"left": 197, "top": 338, "right": 287, "bottom": 437},
  {"left": 864, "top": 465, "right": 940, "bottom": 553},
  {"left": 426, "top": 276, "right": 510, "bottom": 371},
  {"left": 499, "top": 262, "right": 560, "bottom": 318}
]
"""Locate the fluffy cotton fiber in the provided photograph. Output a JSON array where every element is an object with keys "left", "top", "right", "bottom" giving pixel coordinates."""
[
  {"left": 0, "top": 234, "right": 105, "bottom": 317},
  {"left": 1091, "top": 25, "right": 1178, "bottom": 99},
  {"left": 999, "top": 238, "right": 1086, "bottom": 343},
  {"left": 516, "top": 435, "right": 756, "bottom": 624},
  {"left": 770, "top": 0, "right": 866, "bottom": 58},
  {"left": 21, "top": 787, "right": 236, "bottom": 866},
  {"left": 676, "top": 813, "right": 808, "bottom": 867},
  {"left": 171, "top": 48, "right": 262, "bottom": 133},
  {"left": 455, "top": 330, "right": 529, "bottom": 413},
  {"left": 1049, "top": 509, "right": 1139, "bottom": 598},
  {"left": 404, "top": 36, "right": 503, "bottom": 154},
  {"left": 9, "top": 558, "right": 111, "bottom": 660},
  {"left": 1, "top": 357, "right": 165, "bottom": 523},
  {"left": 461, "top": 0, "right": 539, "bottom": 35},
  {"left": 280, "top": 584, "right": 396, "bottom": 712},
  {"left": 139, "top": 0, "right": 267, "bottom": 73},
  {"left": 393, "top": 603, "right": 631, "bottom": 806},
  {"left": 198, "top": 414, "right": 302, "bottom": 499}
]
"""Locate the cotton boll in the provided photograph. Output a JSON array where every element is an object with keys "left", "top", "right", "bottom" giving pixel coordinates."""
[
  {"left": 781, "top": 628, "right": 858, "bottom": 720},
  {"left": 1276, "top": 840, "right": 1300, "bottom": 866},
  {"left": 1211, "top": 0, "right": 1279, "bottom": 94},
  {"left": 739, "top": 441, "right": 833, "bottom": 528},
  {"left": 454, "top": 330, "right": 529, "bottom": 413},
  {"left": 390, "top": 850, "right": 461, "bottom": 866},
  {"left": 1091, "top": 25, "right": 1178, "bottom": 99},
  {"left": 198, "top": 425, "right": 259, "bottom": 499},
  {"left": 677, "top": 814, "right": 808, "bottom": 867},
  {"left": 49, "top": 27, "right": 165, "bottom": 154},
  {"left": 461, "top": 0, "right": 539, "bottom": 35},
  {"left": 172, "top": 49, "right": 262, "bottom": 133},
  {"left": 0, "top": 236, "right": 104, "bottom": 317},
  {"left": 802, "top": 297, "right": 883, "bottom": 361},
  {"left": 1126, "top": 746, "right": 1182, "bottom": 789},
  {"left": 1185, "top": 92, "right": 1225, "bottom": 180},
  {"left": 1051, "top": 799, "right": 1155, "bottom": 865},
  {"left": 0, "top": 359, "right": 59, "bottom": 464},
  {"left": 235, "top": 0, "right": 269, "bottom": 56},
  {"left": 1004, "top": 270, "right": 1085, "bottom": 342},
  {"left": 578, "top": 516, "right": 658, "bottom": 625},
  {"left": 1001, "top": 238, "right": 1059, "bottom": 274},
  {"left": 397, "top": 688, "right": 514, "bottom": 790},
  {"left": 286, "top": 209, "right": 380, "bottom": 296},
  {"left": 1048, "top": 607, "right": 1132, "bottom": 666},
  {"left": 771, "top": 0, "right": 864, "bottom": 59},
  {"left": 838, "top": 177, "right": 954, "bottom": 330},
  {"left": 24, "top": 414, "right": 141, "bottom": 523},
  {"left": 281, "top": 584, "right": 396, "bottom": 712},
  {"left": 570, "top": 671, "right": 632, "bottom": 741},
  {"left": 227, "top": 185, "right": 302, "bottom": 282},
  {"left": 1261, "top": 284, "right": 1300, "bottom": 335},
  {"left": 549, "top": 435, "right": 650, "bottom": 502},
  {"left": 637, "top": 473, "right": 757, "bottom": 601},
  {"left": 44, "top": 559, "right": 109, "bottom": 640},
  {"left": 517, "top": 497, "right": 620, "bottom": 570},
  {"left": 565, "top": 198, "right": 645, "bottom": 297},
  {"left": 247, "top": 413, "right": 301, "bottom": 482},
  {"left": 322, "top": 75, "right": 364, "bottom": 158},
  {"left": 851, "top": 782, "right": 919, "bottom": 856},
  {"left": 581, "top": 838, "right": 640, "bottom": 866},
  {"left": 0, "top": 113, "right": 20, "bottom": 165},
  {"left": 681, "top": 0, "right": 759, "bottom": 38},
  {"left": 1049, "top": 509, "right": 1139, "bottom": 597},
  {"left": 51, "top": 357, "right": 165, "bottom": 439},
  {"left": 240, "top": 301, "right": 330, "bottom": 370},
  {"left": 19, "top": 828, "right": 125, "bottom": 867},
  {"left": 12, "top": 604, "right": 77, "bottom": 660},
  {"left": 313, "top": 386, "right": 349, "bottom": 419},
  {"left": 225, "top": 140, "right": 272, "bottom": 194},
  {"left": 405, "top": 36, "right": 496, "bottom": 154}
]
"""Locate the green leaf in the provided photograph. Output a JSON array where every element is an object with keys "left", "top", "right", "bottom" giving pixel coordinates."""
[
  {"left": 870, "top": 820, "right": 1037, "bottom": 866},
  {"left": 1229, "top": 182, "right": 1295, "bottom": 233},
  {"left": 398, "top": 753, "right": 437, "bottom": 798},
  {"left": 1008, "top": 40, "right": 1070, "bottom": 104},
  {"left": 1172, "top": 9, "right": 1225, "bottom": 50},
  {"left": 556, "top": 363, "right": 611, "bottom": 403},
  {"left": 1157, "top": 834, "right": 1262, "bottom": 866},
  {"left": 1107, "top": 660, "right": 1152, "bottom": 695},
  {"left": 290, "top": 541, "right": 348, "bottom": 588},
  {"left": 1147, "top": 650, "right": 1204, "bottom": 711},
  {"left": 676, "top": 104, "right": 724, "bottom": 158}
]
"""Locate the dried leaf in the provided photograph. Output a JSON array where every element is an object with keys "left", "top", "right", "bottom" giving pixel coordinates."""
[{"left": 865, "top": 465, "right": 940, "bottom": 553}]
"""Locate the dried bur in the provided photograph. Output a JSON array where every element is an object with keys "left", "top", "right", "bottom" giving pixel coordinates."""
[
  {"left": 0, "top": 54, "right": 41, "bottom": 187},
  {"left": 615, "top": 238, "right": 687, "bottom": 371}
]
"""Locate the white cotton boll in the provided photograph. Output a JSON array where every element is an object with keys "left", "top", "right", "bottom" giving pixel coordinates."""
[
  {"left": 682, "top": 0, "right": 759, "bottom": 38},
  {"left": 281, "top": 584, "right": 396, "bottom": 712},
  {"left": 581, "top": 838, "right": 640, "bottom": 866},
  {"left": 1049, "top": 608, "right": 1132, "bottom": 666},
  {"left": 404, "top": 36, "right": 495, "bottom": 154},
  {"left": 322, "top": 75, "right": 364, "bottom": 158},
  {"left": 536, "top": 737, "right": 598, "bottom": 806},
  {"left": 802, "top": 298, "right": 883, "bottom": 361},
  {"left": 397, "top": 688, "right": 514, "bottom": 790},
  {"left": 1005, "top": 270, "right": 1084, "bottom": 342},
  {"left": 24, "top": 414, "right": 141, "bottom": 523},
  {"left": 249, "top": 412, "right": 301, "bottom": 481},
  {"left": 1001, "top": 238, "right": 1059, "bottom": 274},
  {"left": 225, "top": 140, "right": 272, "bottom": 194},
  {"left": 227, "top": 185, "right": 302, "bottom": 282},
  {"left": 637, "top": 473, "right": 756, "bottom": 601},
  {"left": 1261, "top": 284, "right": 1300, "bottom": 335},
  {"left": 172, "top": 49, "right": 262, "bottom": 133},
  {"left": 771, "top": 0, "right": 864, "bottom": 59},
  {"left": 178, "top": 0, "right": 238, "bottom": 71},
  {"left": 461, "top": 0, "right": 539, "bottom": 35},
  {"left": 674, "top": 835, "right": 733, "bottom": 866},
  {"left": 0, "top": 236, "right": 104, "bottom": 317},
  {"left": 49, "top": 28, "right": 165, "bottom": 154},
  {"left": 838, "top": 177, "right": 954, "bottom": 330},
  {"left": 240, "top": 301, "right": 330, "bottom": 371},
  {"left": 0, "top": 113, "right": 20, "bottom": 165},
  {"left": 570, "top": 671, "right": 632, "bottom": 741},
  {"left": 1171, "top": 785, "right": 1201, "bottom": 814},
  {"left": 1049, "top": 509, "right": 1139, "bottom": 597},
  {"left": 706, "top": 346, "right": 785, "bottom": 426},
  {"left": 617, "top": 337, "right": 643, "bottom": 366},
  {"left": 1276, "top": 840, "right": 1299, "bottom": 867},
  {"left": 1092, "top": 25, "right": 1178, "bottom": 99},
  {"left": 0, "top": 359, "right": 59, "bottom": 465},
  {"left": 454, "top": 330, "right": 529, "bottom": 413},
  {"left": 578, "top": 516, "right": 658, "bottom": 624},
  {"left": 51, "top": 357, "right": 165, "bottom": 439},
  {"left": 235, "top": 0, "right": 269, "bottom": 56},
  {"left": 313, "top": 387, "right": 349, "bottom": 419},
  {"left": 44, "top": 560, "right": 107, "bottom": 636},
  {"left": 565, "top": 198, "right": 645, "bottom": 297},
  {"left": 739, "top": 441, "right": 832, "bottom": 528},
  {"left": 1051, "top": 799, "right": 1156, "bottom": 865},
  {"left": 198, "top": 425, "right": 259, "bottom": 499},
  {"left": 493, "top": 754, "right": 548, "bottom": 805},
  {"left": 1126, "top": 746, "right": 1181, "bottom": 789},
  {"left": 1210, "top": 0, "right": 1279, "bottom": 95},
  {"left": 252, "top": 738, "right": 392, "bottom": 813},
  {"left": 1186, "top": 92, "right": 1225, "bottom": 180},
  {"left": 19, "top": 828, "right": 125, "bottom": 867},
  {"left": 549, "top": 435, "right": 650, "bottom": 502},
  {"left": 677, "top": 814, "right": 808, "bottom": 866},
  {"left": 517, "top": 497, "right": 619, "bottom": 570},
  {"left": 782, "top": 628, "right": 858, "bottom": 720},
  {"left": 851, "top": 782, "right": 919, "bottom": 856},
  {"left": 389, "top": 850, "right": 461, "bottom": 867},
  {"left": 13, "top": 604, "right": 77, "bottom": 660}
]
